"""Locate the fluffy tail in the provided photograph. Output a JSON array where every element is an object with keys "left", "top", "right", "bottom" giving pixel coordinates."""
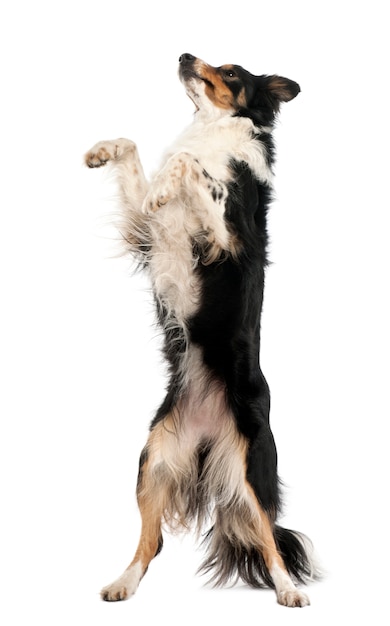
[
  {"left": 199, "top": 524, "right": 319, "bottom": 589},
  {"left": 274, "top": 525, "right": 319, "bottom": 583}
]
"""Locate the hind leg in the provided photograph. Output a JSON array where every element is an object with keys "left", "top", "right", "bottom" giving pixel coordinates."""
[
  {"left": 253, "top": 498, "right": 310, "bottom": 607},
  {"left": 207, "top": 482, "right": 310, "bottom": 607},
  {"left": 244, "top": 429, "right": 310, "bottom": 607},
  {"left": 100, "top": 411, "right": 191, "bottom": 601},
  {"left": 100, "top": 449, "right": 163, "bottom": 601},
  {"left": 202, "top": 494, "right": 310, "bottom": 606}
]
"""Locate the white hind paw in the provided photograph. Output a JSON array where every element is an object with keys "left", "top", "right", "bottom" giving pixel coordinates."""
[
  {"left": 277, "top": 589, "right": 310, "bottom": 608},
  {"left": 100, "top": 562, "right": 143, "bottom": 602},
  {"left": 101, "top": 582, "right": 130, "bottom": 602}
]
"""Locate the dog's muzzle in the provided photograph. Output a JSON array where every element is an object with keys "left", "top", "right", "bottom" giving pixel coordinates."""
[
  {"left": 179, "top": 53, "right": 196, "bottom": 65},
  {"left": 178, "top": 53, "right": 200, "bottom": 82}
]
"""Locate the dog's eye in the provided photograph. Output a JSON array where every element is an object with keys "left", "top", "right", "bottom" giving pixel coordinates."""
[{"left": 224, "top": 70, "right": 236, "bottom": 78}]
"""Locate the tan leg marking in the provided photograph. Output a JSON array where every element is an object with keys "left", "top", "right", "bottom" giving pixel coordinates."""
[
  {"left": 100, "top": 414, "right": 186, "bottom": 602},
  {"left": 245, "top": 482, "right": 310, "bottom": 607},
  {"left": 100, "top": 454, "right": 164, "bottom": 601}
]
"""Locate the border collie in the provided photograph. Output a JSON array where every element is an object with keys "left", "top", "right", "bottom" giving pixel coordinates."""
[{"left": 85, "top": 53, "right": 317, "bottom": 607}]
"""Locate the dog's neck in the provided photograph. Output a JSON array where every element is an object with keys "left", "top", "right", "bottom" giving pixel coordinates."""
[{"left": 184, "top": 78, "right": 234, "bottom": 125}]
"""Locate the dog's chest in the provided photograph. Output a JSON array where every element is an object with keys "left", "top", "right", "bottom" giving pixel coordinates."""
[
  {"left": 162, "top": 116, "right": 255, "bottom": 179},
  {"left": 147, "top": 118, "right": 258, "bottom": 323}
]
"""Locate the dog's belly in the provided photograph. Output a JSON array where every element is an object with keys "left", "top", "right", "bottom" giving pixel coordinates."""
[
  {"left": 150, "top": 345, "right": 234, "bottom": 457},
  {"left": 148, "top": 379, "right": 248, "bottom": 523},
  {"left": 145, "top": 342, "right": 251, "bottom": 523},
  {"left": 176, "top": 346, "right": 236, "bottom": 454},
  {"left": 181, "top": 383, "right": 227, "bottom": 443}
]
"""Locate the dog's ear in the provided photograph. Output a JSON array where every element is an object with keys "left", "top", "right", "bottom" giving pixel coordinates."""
[{"left": 264, "top": 75, "right": 300, "bottom": 111}]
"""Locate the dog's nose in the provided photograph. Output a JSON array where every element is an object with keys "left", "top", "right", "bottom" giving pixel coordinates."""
[{"left": 179, "top": 53, "right": 195, "bottom": 64}]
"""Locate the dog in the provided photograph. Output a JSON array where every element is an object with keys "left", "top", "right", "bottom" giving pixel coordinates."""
[{"left": 85, "top": 53, "right": 317, "bottom": 607}]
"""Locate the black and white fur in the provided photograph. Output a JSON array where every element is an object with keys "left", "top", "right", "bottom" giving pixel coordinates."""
[{"left": 85, "top": 53, "right": 317, "bottom": 607}]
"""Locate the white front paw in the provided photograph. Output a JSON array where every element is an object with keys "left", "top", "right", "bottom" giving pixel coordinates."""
[
  {"left": 142, "top": 154, "right": 188, "bottom": 213},
  {"left": 141, "top": 192, "right": 170, "bottom": 213},
  {"left": 85, "top": 138, "right": 136, "bottom": 168},
  {"left": 141, "top": 178, "right": 178, "bottom": 213}
]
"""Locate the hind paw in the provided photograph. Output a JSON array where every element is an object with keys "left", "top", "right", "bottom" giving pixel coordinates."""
[
  {"left": 277, "top": 589, "right": 310, "bottom": 608},
  {"left": 100, "top": 562, "right": 143, "bottom": 602},
  {"left": 101, "top": 584, "right": 129, "bottom": 602}
]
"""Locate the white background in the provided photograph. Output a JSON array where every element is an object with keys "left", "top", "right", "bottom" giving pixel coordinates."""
[{"left": 1, "top": 1, "right": 389, "bottom": 624}]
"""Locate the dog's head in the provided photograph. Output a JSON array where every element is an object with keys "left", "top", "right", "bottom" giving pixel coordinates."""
[{"left": 179, "top": 53, "right": 300, "bottom": 125}]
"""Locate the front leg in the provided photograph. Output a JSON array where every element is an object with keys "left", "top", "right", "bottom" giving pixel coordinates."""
[
  {"left": 85, "top": 138, "right": 148, "bottom": 209},
  {"left": 143, "top": 151, "right": 232, "bottom": 213},
  {"left": 85, "top": 138, "right": 150, "bottom": 257},
  {"left": 142, "top": 151, "right": 233, "bottom": 260},
  {"left": 142, "top": 152, "right": 190, "bottom": 213},
  {"left": 142, "top": 152, "right": 228, "bottom": 214},
  {"left": 85, "top": 138, "right": 139, "bottom": 169}
]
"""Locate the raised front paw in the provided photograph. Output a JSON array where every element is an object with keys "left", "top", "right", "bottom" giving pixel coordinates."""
[
  {"left": 141, "top": 157, "right": 186, "bottom": 213},
  {"left": 141, "top": 183, "right": 175, "bottom": 213},
  {"left": 84, "top": 138, "right": 136, "bottom": 168}
]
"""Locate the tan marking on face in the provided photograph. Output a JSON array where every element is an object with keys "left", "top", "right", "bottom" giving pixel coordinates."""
[
  {"left": 237, "top": 87, "right": 247, "bottom": 107},
  {"left": 194, "top": 59, "right": 235, "bottom": 109}
]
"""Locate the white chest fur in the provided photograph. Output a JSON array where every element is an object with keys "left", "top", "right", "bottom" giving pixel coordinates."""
[
  {"left": 161, "top": 115, "right": 273, "bottom": 184},
  {"left": 147, "top": 115, "right": 273, "bottom": 325}
]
